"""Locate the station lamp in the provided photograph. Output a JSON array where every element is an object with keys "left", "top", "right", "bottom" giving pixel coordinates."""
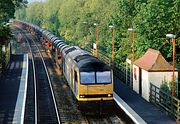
[
  {"left": 109, "top": 25, "right": 115, "bottom": 69},
  {"left": 94, "top": 23, "right": 98, "bottom": 57},
  {"left": 166, "top": 33, "right": 176, "bottom": 96}
]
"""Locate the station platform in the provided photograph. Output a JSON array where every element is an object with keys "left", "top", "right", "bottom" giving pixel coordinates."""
[
  {"left": 114, "top": 77, "right": 176, "bottom": 124},
  {"left": 0, "top": 54, "right": 28, "bottom": 124}
]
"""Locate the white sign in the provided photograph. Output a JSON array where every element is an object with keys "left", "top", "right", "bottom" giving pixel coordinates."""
[
  {"left": 126, "top": 58, "right": 132, "bottom": 64},
  {"left": 93, "top": 43, "right": 96, "bottom": 49},
  {"left": 2, "top": 46, "right": 5, "bottom": 52}
]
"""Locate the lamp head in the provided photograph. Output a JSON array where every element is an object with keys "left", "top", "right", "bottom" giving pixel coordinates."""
[
  {"left": 166, "top": 34, "right": 176, "bottom": 39},
  {"left": 109, "top": 25, "right": 114, "bottom": 28},
  {"left": 94, "top": 23, "right": 98, "bottom": 26},
  {"left": 128, "top": 28, "right": 135, "bottom": 32}
]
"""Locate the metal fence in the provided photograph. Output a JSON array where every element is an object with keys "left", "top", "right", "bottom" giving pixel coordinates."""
[{"left": 150, "top": 83, "right": 180, "bottom": 122}]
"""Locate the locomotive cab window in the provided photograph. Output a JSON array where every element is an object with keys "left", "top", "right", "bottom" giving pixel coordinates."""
[
  {"left": 80, "top": 72, "right": 95, "bottom": 84},
  {"left": 80, "top": 71, "right": 111, "bottom": 84},
  {"left": 96, "top": 71, "right": 111, "bottom": 84}
]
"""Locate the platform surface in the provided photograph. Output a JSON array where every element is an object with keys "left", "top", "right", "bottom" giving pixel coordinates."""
[
  {"left": 0, "top": 54, "right": 28, "bottom": 124},
  {"left": 114, "top": 77, "right": 176, "bottom": 124}
]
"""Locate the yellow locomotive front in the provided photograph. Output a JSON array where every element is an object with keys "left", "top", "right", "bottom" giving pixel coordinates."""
[
  {"left": 78, "top": 71, "right": 113, "bottom": 101},
  {"left": 75, "top": 55, "right": 114, "bottom": 112},
  {"left": 62, "top": 48, "right": 114, "bottom": 113}
]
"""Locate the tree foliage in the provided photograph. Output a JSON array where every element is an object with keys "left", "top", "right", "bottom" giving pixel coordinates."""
[
  {"left": 160, "top": 77, "right": 179, "bottom": 98},
  {"left": 134, "top": 0, "right": 180, "bottom": 61},
  {"left": 15, "top": 0, "right": 180, "bottom": 65},
  {"left": 0, "top": 0, "right": 27, "bottom": 45}
]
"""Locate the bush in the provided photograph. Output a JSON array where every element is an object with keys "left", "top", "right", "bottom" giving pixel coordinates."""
[{"left": 160, "top": 78, "right": 178, "bottom": 98}]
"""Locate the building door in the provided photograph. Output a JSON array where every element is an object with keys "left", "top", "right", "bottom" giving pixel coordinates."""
[{"left": 139, "top": 68, "right": 142, "bottom": 95}]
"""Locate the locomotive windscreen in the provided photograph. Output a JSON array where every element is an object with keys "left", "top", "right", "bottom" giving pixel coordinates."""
[
  {"left": 96, "top": 71, "right": 111, "bottom": 83},
  {"left": 80, "top": 71, "right": 111, "bottom": 84},
  {"left": 80, "top": 72, "right": 95, "bottom": 84}
]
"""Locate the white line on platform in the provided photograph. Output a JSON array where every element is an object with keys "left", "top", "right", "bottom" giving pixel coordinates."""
[
  {"left": 21, "top": 54, "right": 28, "bottom": 124},
  {"left": 114, "top": 92, "right": 147, "bottom": 124},
  {"left": 13, "top": 54, "right": 28, "bottom": 124}
]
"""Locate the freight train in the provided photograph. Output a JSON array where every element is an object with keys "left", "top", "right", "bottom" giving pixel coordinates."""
[{"left": 12, "top": 20, "right": 114, "bottom": 113}]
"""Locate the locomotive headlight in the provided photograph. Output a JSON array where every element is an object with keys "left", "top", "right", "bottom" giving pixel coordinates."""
[
  {"left": 108, "top": 94, "right": 112, "bottom": 97},
  {"left": 79, "top": 95, "right": 85, "bottom": 98}
]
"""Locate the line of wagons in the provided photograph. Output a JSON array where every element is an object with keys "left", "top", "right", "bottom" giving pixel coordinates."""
[{"left": 12, "top": 19, "right": 114, "bottom": 113}]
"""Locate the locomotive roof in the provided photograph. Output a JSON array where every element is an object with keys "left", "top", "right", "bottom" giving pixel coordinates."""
[
  {"left": 64, "top": 46, "right": 77, "bottom": 54},
  {"left": 62, "top": 46, "right": 110, "bottom": 72},
  {"left": 77, "top": 55, "right": 110, "bottom": 72},
  {"left": 59, "top": 45, "right": 69, "bottom": 53},
  {"left": 66, "top": 47, "right": 88, "bottom": 59}
]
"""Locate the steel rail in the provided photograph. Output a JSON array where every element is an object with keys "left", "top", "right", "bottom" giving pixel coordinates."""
[
  {"left": 14, "top": 26, "right": 38, "bottom": 124},
  {"left": 23, "top": 30, "right": 61, "bottom": 124},
  {"left": 23, "top": 34, "right": 38, "bottom": 124},
  {"left": 30, "top": 34, "right": 61, "bottom": 124}
]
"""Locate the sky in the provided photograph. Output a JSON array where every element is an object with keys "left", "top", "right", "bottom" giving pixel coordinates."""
[{"left": 27, "top": 0, "right": 46, "bottom": 3}]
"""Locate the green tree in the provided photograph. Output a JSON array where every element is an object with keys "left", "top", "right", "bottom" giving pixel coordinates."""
[
  {"left": 0, "top": 0, "right": 27, "bottom": 73},
  {"left": 26, "top": 2, "right": 44, "bottom": 26},
  {"left": 160, "top": 77, "right": 178, "bottom": 98},
  {"left": 15, "top": 0, "right": 180, "bottom": 65},
  {"left": 134, "top": 0, "right": 180, "bottom": 61},
  {"left": 0, "top": 0, "right": 27, "bottom": 45}
]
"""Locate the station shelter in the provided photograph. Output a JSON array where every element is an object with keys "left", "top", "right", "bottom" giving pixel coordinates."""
[{"left": 133, "top": 48, "right": 178, "bottom": 101}]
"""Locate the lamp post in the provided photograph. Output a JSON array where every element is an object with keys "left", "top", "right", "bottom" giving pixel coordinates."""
[
  {"left": 94, "top": 23, "right": 98, "bottom": 57},
  {"left": 128, "top": 28, "right": 135, "bottom": 65},
  {"left": 128, "top": 28, "right": 135, "bottom": 88},
  {"left": 109, "top": 25, "right": 115, "bottom": 69},
  {"left": 83, "top": 21, "right": 88, "bottom": 48},
  {"left": 166, "top": 33, "right": 176, "bottom": 96}
]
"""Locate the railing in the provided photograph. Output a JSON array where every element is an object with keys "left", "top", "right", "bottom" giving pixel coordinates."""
[
  {"left": 150, "top": 83, "right": 180, "bottom": 122},
  {"left": 114, "top": 64, "right": 133, "bottom": 88},
  {"left": 85, "top": 47, "right": 110, "bottom": 64}
]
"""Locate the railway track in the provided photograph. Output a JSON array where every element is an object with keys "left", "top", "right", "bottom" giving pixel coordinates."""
[
  {"left": 12, "top": 26, "right": 60, "bottom": 124},
  {"left": 11, "top": 24, "right": 132, "bottom": 124}
]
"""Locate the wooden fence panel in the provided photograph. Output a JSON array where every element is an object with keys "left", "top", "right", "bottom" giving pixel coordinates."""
[{"left": 150, "top": 83, "right": 180, "bottom": 122}]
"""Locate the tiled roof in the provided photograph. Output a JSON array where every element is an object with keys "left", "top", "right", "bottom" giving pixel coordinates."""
[{"left": 134, "top": 48, "right": 174, "bottom": 71}]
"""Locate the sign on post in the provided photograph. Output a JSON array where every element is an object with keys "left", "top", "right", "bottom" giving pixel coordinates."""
[{"left": 93, "top": 43, "right": 96, "bottom": 50}]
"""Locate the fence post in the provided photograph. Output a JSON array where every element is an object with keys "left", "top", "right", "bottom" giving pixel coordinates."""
[
  {"left": 0, "top": 45, "right": 2, "bottom": 76},
  {"left": 154, "top": 84, "right": 156, "bottom": 103},
  {"left": 171, "top": 96, "right": 173, "bottom": 117},
  {"left": 126, "top": 62, "right": 128, "bottom": 85},
  {"left": 150, "top": 83, "right": 152, "bottom": 102},
  {"left": 177, "top": 100, "right": 180, "bottom": 122}
]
